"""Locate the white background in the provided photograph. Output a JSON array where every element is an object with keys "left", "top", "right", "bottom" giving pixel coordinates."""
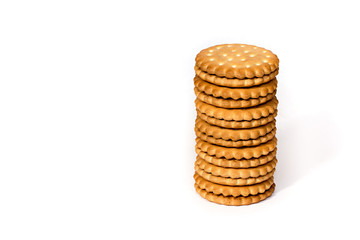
[{"left": 0, "top": 0, "right": 359, "bottom": 239}]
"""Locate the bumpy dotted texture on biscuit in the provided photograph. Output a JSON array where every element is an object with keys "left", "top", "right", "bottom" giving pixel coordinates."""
[
  {"left": 194, "top": 173, "right": 273, "bottom": 197},
  {"left": 195, "top": 156, "right": 277, "bottom": 179},
  {"left": 194, "top": 76, "right": 278, "bottom": 100},
  {"left": 195, "top": 183, "right": 275, "bottom": 206},
  {"left": 196, "top": 118, "right": 276, "bottom": 140},
  {"left": 195, "top": 147, "right": 277, "bottom": 168},
  {"left": 195, "top": 44, "right": 279, "bottom": 79},
  {"left": 197, "top": 110, "right": 277, "bottom": 129},
  {"left": 196, "top": 137, "right": 277, "bottom": 159},
  {"left": 195, "top": 97, "right": 278, "bottom": 121},
  {"left": 195, "top": 127, "right": 276, "bottom": 147},
  {"left": 194, "top": 87, "right": 276, "bottom": 108},
  {"left": 195, "top": 166, "right": 275, "bottom": 186},
  {"left": 195, "top": 66, "right": 279, "bottom": 88}
]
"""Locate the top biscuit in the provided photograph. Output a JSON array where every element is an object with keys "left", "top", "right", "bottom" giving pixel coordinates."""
[{"left": 195, "top": 44, "right": 279, "bottom": 79}]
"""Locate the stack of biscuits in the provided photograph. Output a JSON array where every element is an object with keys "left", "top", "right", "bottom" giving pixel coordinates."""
[{"left": 193, "top": 44, "right": 279, "bottom": 206}]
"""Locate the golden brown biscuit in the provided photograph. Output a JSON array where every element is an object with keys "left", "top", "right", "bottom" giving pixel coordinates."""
[
  {"left": 195, "top": 44, "right": 279, "bottom": 79},
  {"left": 195, "top": 182, "right": 275, "bottom": 206},
  {"left": 196, "top": 118, "right": 276, "bottom": 141},
  {"left": 195, "top": 127, "right": 276, "bottom": 147},
  {"left": 195, "top": 166, "right": 275, "bottom": 186},
  {"left": 195, "top": 65, "right": 278, "bottom": 88},
  {"left": 194, "top": 87, "right": 276, "bottom": 108},
  {"left": 197, "top": 110, "right": 277, "bottom": 129},
  {"left": 196, "top": 137, "right": 277, "bottom": 160},
  {"left": 195, "top": 147, "right": 277, "bottom": 168},
  {"left": 195, "top": 156, "right": 277, "bottom": 179},
  {"left": 195, "top": 97, "right": 278, "bottom": 121},
  {"left": 194, "top": 173, "right": 273, "bottom": 197},
  {"left": 194, "top": 75, "right": 277, "bottom": 100}
]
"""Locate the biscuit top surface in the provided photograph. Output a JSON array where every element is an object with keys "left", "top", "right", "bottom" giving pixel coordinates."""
[{"left": 195, "top": 44, "right": 279, "bottom": 79}]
